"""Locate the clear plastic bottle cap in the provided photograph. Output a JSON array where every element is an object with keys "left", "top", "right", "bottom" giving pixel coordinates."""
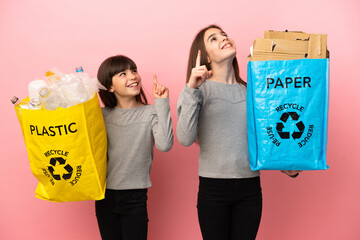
[
  {"left": 30, "top": 98, "right": 41, "bottom": 109},
  {"left": 30, "top": 98, "right": 41, "bottom": 106},
  {"left": 76, "top": 67, "right": 83, "bottom": 72},
  {"left": 39, "top": 87, "right": 50, "bottom": 98}
]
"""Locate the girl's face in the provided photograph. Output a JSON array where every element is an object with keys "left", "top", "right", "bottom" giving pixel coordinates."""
[
  {"left": 110, "top": 68, "right": 142, "bottom": 98},
  {"left": 203, "top": 28, "right": 236, "bottom": 64}
]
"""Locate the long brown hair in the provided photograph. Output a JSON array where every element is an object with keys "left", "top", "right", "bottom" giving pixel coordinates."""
[
  {"left": 186, "top": 24, "right": 246, "bottom": 86},
  {"left": 97, "top": 55, "right": 148, "bottom": 108}
]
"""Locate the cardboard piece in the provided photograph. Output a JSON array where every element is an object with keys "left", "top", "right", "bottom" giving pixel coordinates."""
[
  {"left": 249, "top": 30, "right": 328, "bottom": 61},
  {"left": 264, "top": 30, "right": 309, "bottom": 41},
  {"left": 253, "top": 38, "right": 308, "bottom": 55},
  {"left": 308, "top": 33, "right": 327, "bottom": 58}
]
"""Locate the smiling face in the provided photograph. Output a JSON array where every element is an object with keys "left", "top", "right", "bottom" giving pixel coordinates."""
[
  {"left": 110, "top": 68, "right": 142, "bottom": 98},
  {"left": 203, "top": 28, "right": 236, "bottom": 64}
]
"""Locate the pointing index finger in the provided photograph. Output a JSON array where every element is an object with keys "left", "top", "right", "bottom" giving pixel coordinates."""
[{"left": 195, "top": 50, "right": 201, "bottom": 68}]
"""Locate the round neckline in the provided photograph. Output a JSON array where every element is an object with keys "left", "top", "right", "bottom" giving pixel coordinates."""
[
  {"left": 206, "top": 79, "right": 240, "bottom": 86},
  {"left": 113, "top": 104, "right": 147, "bottom": 111}
]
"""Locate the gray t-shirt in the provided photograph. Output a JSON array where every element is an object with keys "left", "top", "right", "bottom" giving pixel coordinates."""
[
  {"left": 102, "top": 98, "right": 173, "bottom": 190},
  {"left": 177, "top": 80, "right": 259, "bottom": 178}
]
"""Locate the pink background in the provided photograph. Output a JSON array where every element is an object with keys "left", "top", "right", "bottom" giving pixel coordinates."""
[{"left": 1, "top": 0, "right": 359, "bottom": 239}]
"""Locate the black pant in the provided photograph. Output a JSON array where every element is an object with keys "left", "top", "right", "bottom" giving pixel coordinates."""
[
  {"left": 95, "top": 189, "right": 148, "bottom": 240},
  {"left": 197, "top": 176, "right": 262, "bottom": 240}
]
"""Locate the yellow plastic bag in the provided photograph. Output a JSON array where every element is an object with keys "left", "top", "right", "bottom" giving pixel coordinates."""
[{"left": 15, "top": 94, "right": 107, "bottom": 202}]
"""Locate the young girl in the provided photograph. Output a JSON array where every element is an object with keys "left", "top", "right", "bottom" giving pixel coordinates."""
[
  {"left": 177, "top": 25, "right": 299, "bottom": 240},
  {"left": 96, "top": 55, "right": 173, "bottom": 240}
]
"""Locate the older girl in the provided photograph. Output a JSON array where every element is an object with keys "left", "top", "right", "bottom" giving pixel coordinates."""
[{"left": 177, "top": 25, "right": 298, "bottom": 240}]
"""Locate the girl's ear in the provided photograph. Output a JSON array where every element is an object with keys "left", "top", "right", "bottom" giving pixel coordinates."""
[
  {"left": 109, "top": 86, "right": 115, "bottom": 93},
  {"left": 207, "top": 56, "right": 211, "bottom": 64}
]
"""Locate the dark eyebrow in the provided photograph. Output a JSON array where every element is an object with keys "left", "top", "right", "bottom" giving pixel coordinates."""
[
  {"left": 207, "top": 33, "right": 216, "bottom": 42},
  {"left": 206, "top": 31, "right": 226, "bottom": 42},
  {"left": 117, "top": 67, "right": 136, "bottom": 75}
]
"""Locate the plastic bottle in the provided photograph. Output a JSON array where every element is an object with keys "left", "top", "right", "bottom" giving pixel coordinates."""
[
  {"left": 45, "top": 69, "right": 68, "bottom": 108},
  {"left": 11, "top": 96, "right": 41, "bottom": 110},
  {"left": 11, "top": 96, "right": 29, "bottom": 108},
  {"left": 28, "top": 80, "right": 48, "bottom": 104},
  {"left": 39, "top": 87, "right": 59, "bottom": 110},
  {"left": 46, "top": 67, "right": 88, "bottom": 107},
  {"left": 75, "top": 66, "right": 96, "bottom": 98}
]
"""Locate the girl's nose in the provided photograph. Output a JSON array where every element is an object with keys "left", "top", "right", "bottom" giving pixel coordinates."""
[
  {"left": 222, "top": 36, "right": 228, "bottom": 41},
  {"left": 128, "top": 72, "right": 136, "bottom": 79}
]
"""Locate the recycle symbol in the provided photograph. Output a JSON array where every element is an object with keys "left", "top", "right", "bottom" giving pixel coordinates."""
[
  {"left": 276, "top": 112, "right": 305, "bottom": 140},
  {"left": 47, "top": 157, "right": 73, "bottom": 180}
]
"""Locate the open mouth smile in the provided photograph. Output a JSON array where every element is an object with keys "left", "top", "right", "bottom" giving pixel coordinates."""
[
  {"left": 127, "top": 82, "right": 140, "bottom": 88},
  {"left": 221, "top": 43, "right": 232, "bottom": 49}
]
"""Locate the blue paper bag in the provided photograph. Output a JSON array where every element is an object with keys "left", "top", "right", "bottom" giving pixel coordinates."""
[{"left": 247, "top": 58, "right": 329, "bottom": 170}]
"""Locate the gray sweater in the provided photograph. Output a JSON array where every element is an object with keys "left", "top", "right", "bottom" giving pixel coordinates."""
[
  {"left": 102, "top": 98, "right": 173, "bottom": 190},
  {"left": 177, "top": 80, "right": 259, "bottom": 178}
]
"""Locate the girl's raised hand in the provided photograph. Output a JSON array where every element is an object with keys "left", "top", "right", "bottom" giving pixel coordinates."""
[
  {"left": 153, "top": 75, "right": 169, "bottom": 99},
  {"left": 187, "top": 50, "right": 212, "bottom": 89}
]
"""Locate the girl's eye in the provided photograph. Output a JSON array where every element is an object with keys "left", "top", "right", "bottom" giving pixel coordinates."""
[
  {"left": 132, "top": 69, "right": 137, "bottom": 73},
  {"left": 211, "top": 37, "right": 216, "bottom": 42},
  {"left": 119, "top": 72, "right": 126, "bottom": 77}
]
